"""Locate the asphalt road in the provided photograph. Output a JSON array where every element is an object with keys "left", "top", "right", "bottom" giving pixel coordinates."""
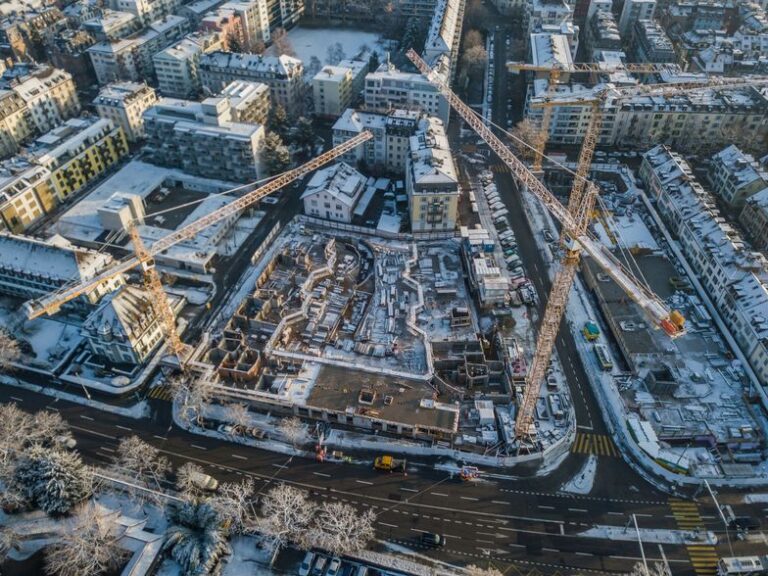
[{"left": 3, "top": 385, "right": 766, "bottom": 575}]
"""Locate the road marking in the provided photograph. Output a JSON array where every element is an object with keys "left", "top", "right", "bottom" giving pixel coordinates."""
[
  {"left": 153, "top": 435, "right": 167, "bottom": 441},
  {"left": 538, "top": 505, "right": 555, "bottom": 510},
  {"left": 231, "top": 454, "right": 247, "bottom": 460},
  {"left": 492, "top": 500, "right": 509, "bottom": 505},
  {"left": 357, "top": 480, "right": 374, "bottom": 486},
  {"left": 272, "top": 463, "right": 288, "bottom": 469},
  {"left": 378, "top": 522, "right": 398, "bottom": 528},
  {"left": 477, "top": 539, "right": 494, "bottom": 544},
  {"left": 509, "top": 543, "right": 525, "bottom": 549},
  {"left": 115, "top": 425, "right": 132, "bottom": 431},
  {"left": 410, "top": 528, "right": 427, "bottom": 533},
  {"left": 80, "top": 415, "right": 94, "bottom": 421},
  {"left": 431, "top": 492, "right": 449, "bottom": 497},
  {"left": 461, "top": 496, "right": 479, "bottom": 501},
  {"left": 190, "top": 444, "right": 207, "bottom": 451},
  {"left": 10, "top": 396, "right": 23, "bottom": 402},
  {"left": 70, "top": 424, "right": 116, "bottom": 440},
  {"left": 569, "top": 508, "right": 588, "bottom": 513},
  {"left": 543, "top": 547, "right": 559, "bottom": 553},
  {"left": 98, "top": 446, "right": 115, "bottom": 453},
  {"left": 313, "top": 472, "right": 331, "bottom": 477},
  {"left": 576, "top": 552, "right": 593, "bottom": 557}
]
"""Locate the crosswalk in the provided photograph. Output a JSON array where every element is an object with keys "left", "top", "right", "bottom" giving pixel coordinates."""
[
  {"left": 490, "top": 163, "right": 511, "bottom": 174},
  {"left": 669, "top": 499, "right": 718, "bottom": 575},
  {"left": 571, "top": 432, "right": 619, "bottom": 457},
  {"left": 147, "top": 385, "right": 173, "bottom": 401}
]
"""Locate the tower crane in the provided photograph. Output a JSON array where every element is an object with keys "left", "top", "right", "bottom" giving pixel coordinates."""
[
  {"left": 406, "top": 49, "right": 685, "bottom": 443},
  {"left": 506, "top": 61, "right": 680, "bottom": 173},
  {"left": 23, "top": 131, "right": 373, "bottom": 322}
]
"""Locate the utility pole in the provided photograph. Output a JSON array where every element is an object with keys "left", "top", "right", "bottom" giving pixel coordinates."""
[
  {"left": 704, "top": 479, "right": 734, "bottom": 556},
  {"left": 633, "top": 513, "right": 650, "bottom": 576},
  {"left": 658, "top": 544, "right": 672, "bottom": 576}
]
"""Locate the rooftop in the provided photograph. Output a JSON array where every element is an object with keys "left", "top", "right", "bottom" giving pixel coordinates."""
[
  {"left": 408, "top": 117, "right": 458, "bottom": 187},
  {"left": 530, "top": 33, "right": 573, "bottom": 68},
  {"left": 301, "top": 162, "right": 366, "bottom": 207},
  {"left": 200, "top": 51, "right": 303, "bottom": 77}
]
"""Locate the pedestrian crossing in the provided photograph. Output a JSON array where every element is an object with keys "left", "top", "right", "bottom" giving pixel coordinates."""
[
  {"left": 686, "top": 544, "right": 718, "bottom": 575},
  {"left": 147, "top": 384, "right": 173, "bottom": 401},
  {"left": 669, "top": 498, "right": 705, "bottom": 530},
  {"left": 491, "top": 163, "right": 511, "bottom": 174},
  {"left": 571, "top": 432, "right": 619, "bottom": 457},
  {"left": 668, "top": 499, "right": 718, "bottom": 575}
]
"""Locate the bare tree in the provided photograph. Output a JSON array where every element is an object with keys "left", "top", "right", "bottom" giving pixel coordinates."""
[
  {"left": 176, "top": 462, "right": 206, "bottom": 496},
  {"left": 277, "top": 416, "right": 305, "bottom": 448},
  {"left": 175, "top": 374, "right": 214, "bottom": 427},
  {"left": 463, "top": 29, "right": 483, "bottom": 50},
  {"left": 466, "top": 566, "right": 503, "bottom": 576},
  {"left": 30, "top": 411, "right": 71, "bottom": 448},
  {"left": 225, "top": 402, "right": 251, "bottom": 431},
  {"left": 0, "top": 403, "right": 34, "bottom": 479},
  {"left": 44, "top": 503, "right": 128, "bottom": 576},
  {"left": 272, "top": 28, "right": 295, "bottom": 57},
  {"left": 509, "top": 118, "right": 540, "bottom": 162},
  {"left": 257, "top": 484, "right": 316, "bottom": 557},
  {"left": 210, "top": 478, "right": 255, "bottom": 534},
  {"left": 306, "top": 501, "right": 376, "bottom": 556},
  {"left": 112, "top": 436, "right": 170, "bottom": 492},
  {"left": 627, "top": 562, "right": 671, "bottom": 576},
  {"left": 0, "top": 328, "right": 21, "bottom": 382},
  {"left": 0, "top": 527, "right": 20, "bottom": 563}
]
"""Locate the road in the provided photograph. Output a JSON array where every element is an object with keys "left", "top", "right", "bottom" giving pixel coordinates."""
[{"left": 3, "top": 385, "right": 765, "bottom": 575}]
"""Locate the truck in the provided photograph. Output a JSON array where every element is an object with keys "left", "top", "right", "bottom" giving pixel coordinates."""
[{"left": 374, "top": 455, "right": 407, "bottom": 473}]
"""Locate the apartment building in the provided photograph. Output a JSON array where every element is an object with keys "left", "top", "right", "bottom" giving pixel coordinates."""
[
  {"left": 0, "top": 91, "right": 33, "bottom": 158},
  {"left": 0, "top": 232, "right": 121, "bottom": 306},
  {"left": 406, "top": 116, "right": 458, "bottom": 232},
  {"left": 82, "top": 10, "right": 142, "bottom": 41},
  {"left": 111, "top": 0, "right": 183, "bottom": 25},
  {"left": 0, "top": 164, "right": 55, "bottom": 232},
  {"left": 88, "top": 15, "right": 189, "bottom": 84},
  {"left": 708, "top": 145, "right": 768, "bottom": 209},
  {"left": 364, "top": 64, "right": 449, "bottom": 124},
  {"left": 220, "top": 0, "right": 271, "bottom": 49},
  {"left": 32, "top": 118, "right": 129, "bottom": 202},
  {"left": 93, "top": 82, "right": 158, "bottom": 142},
  {"left": 631, "top": 19, "right": 676, "bottom": 64},
  {"left": 528, "top": 0, "right": 572, "bottom": 35},
  {"left": 218, "top": 80, "right": 270, "bottom": 124},
  {"left": 301, "top": 162, "right": 366, "bottom": 222},
  {"left": 6, "top": 67, "right": 80, "bottom": 137},
  {"left": 82, "top": 284, "right": 165, "bottom": 365},
  {"left": 619, "top": 0, "right": 656, "bottom": 35},
  {"left": 143, "top": 97, "right": 264, "bottom": 182},
  {"left": 50, "top": 30, "right": 98, "bottom": 90},
  {"left": 312, "top": 65, "right": 355, "bottom": 118},
  {"left": 199, "top": 51, "right": 305, "bottom": 114},
  {"left": 154, "top": 32, "right": 223, "bottom": 99},
  {"left": 584, "top": 9, "right": 621, "bottom": 59},
  {"left": 740, "top": 189, "right": 768, "bottom": 251},
  {"left": 423, "top": 0, "right": 465, "bottom": 80},
  {"left": 179, "top": 0, "right": 228, "bottom": 24},
  {"left": 525, "top": 83, "right": 768, "bottom": 150},
  {"left": 640, "top": 145, "right": 768, "bottom": 387},
  {"left": 332, "top": 108, "right": 421, "bottom": 172}
]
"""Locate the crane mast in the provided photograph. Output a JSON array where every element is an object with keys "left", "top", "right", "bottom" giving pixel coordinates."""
[
  {"left": 23, "top": 131, "right": 373, "bottom": 320},
  {"left": 406, "top": 49, "right": 684, "bottom": 443}
]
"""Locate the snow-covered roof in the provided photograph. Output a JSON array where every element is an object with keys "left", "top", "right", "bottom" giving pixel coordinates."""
[
  {"left": 332, "top": 108, "right": 387, "bottom": 134},
  {"left": 200, "top": 51, "right": 303, "bottom": 78},
  {"left": 0, "top": 232, "right": 114, "bottom": 283},
  {"left": 31, "top": 118, "right": 118, "bottom": 168},
  {"left": 408, "top": 117, "right": 458, "bottom": 189},
  {"left": 301, "top": 162, "right": 365, "bottom": 207},
  {"left": 313, "top": 65, "right": 351, "bottom": 83},
  {"left": 82, "top": 284, "right": 158, "bottom": 342},
  {"left": 93, "top": 82, "right": 154, "bottom": 108},
  {"left": 712, "top": 144, "right": 768, "bottom": 189},
  {"left": 530, "top": 33, "right": 573, "bottom": 68},
  {"left": 424, "top": 0, "right": 462, "bottom": 63}
]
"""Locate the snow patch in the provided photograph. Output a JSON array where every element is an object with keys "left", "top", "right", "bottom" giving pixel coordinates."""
[{"left": 559, "top": 455, "right": 597, "bottom": 494}]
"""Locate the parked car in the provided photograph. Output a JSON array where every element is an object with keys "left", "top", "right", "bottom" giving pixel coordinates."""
[
  {"left": 543, "top": 230, "right": 555, "bottom": 242},
  {"left": 326, "top": 557, "right": 342, "bottom": 576},
  {"left": 299, "top": 552, "right": 316, "bottom": 576},
  {"left": 420, "top": 532, "right": 445, "bottom": 547},
  {"left": 311, "top": 556, "right": 328, "bottom": 576},
  {"left": 246, "top": 426, "right": 267, "bottom": 439},
  {"left": 261, "top": 197, "right": 279, "bottom": 205}
]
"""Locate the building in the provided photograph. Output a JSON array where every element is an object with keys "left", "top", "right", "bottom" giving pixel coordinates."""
[
  {"left": 111, "top": 0, "right": 184, "bottom": 25},
  {"left": 335, "top": 59, "right": 368, "bottom": 99},
  {"left": 219, "top": 0, "right": 271, "bottom": 49},
  {"left": 0, "top": 91, "right": 33, "bottom": 158},
  {"left": 406, "top": 117, "right": 458, "bottom": 232},
  {"left": 82, "top": 284, "right": 165, "bottom": 365},
  {"left": 87, "top": 15, "right": 189, "bottom": 85},
  {"left": 708, "top": 145, "right": 768, "bottom": 208},
  {"left": 585, "top": 9, "right": 621, "bottom": 58},
  {"left": 153, "top": 32, "right": 223, "bottom": 99},
  {"left": 619, "top": 0, "right": 656, "bottom": 35},
  {"left": 93, "top": 82, "right": 158, "bottom": 142},
  {"left": 422, "top": 0, "right": 465, "bottom": 80},
  {"left": 143, "top": 96, "right": 265, "bottom": 182},
  {"left": 31, "top": 117, "right": 129, "bottom": 202},
  {"left": 364, "top": 63, "right": 450, "bottom": 124},
  {"left": 640, "top": 145, "right": 768, "bottom": 387},
  {"left": 631, "top": 19, "right": 676, "bottom": 63},
  {"left": 332, "top": 108, "right": 421, "bottom": 172},
  {"left": 6, "top": 67, "right": 80, "bottom": 137},
  {"left": 218, "top": 80, "right": 270, "bottom": 124},
  {"left": 740, "top": 188, "right": 768, "bottom": 251},
  {"left": 312, "top": 65, "right": 355, "bottom": 118},
  {"left": 525, "top": 83, "right": 768, "bottom": 150},
  {"left": 50, "top": 30, "right": 98, "bottom": 91},
  {"left": 530, "top": 32, "right": 573, "bottom": 78},
  {"left": 0, "top": 232, "right": 121, "bottom": 305},
  {"left": 199, "top": 51, "right": 305, "bottom": 114},
  {"left": 0, "top": 164, "right": 55, "bottom": 232},
  {"left": 301, "top": 162, "right": 366, "bottom": 222},
  {"left": 460, "top": 226, "right": 509, "bottom": 308},
  {"left": 82, "top": 10, "right": 141, "bottom": 42},
  {"left": 528, "top": 0, "right": 572, "bottom": 35}
]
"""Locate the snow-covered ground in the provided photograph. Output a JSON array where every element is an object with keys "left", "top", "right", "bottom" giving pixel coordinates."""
[
  {"left": 267, "top": 26, "right": 383, "bottom": 69},
  {"left": 0, "top": 0, "right": 46, "bottom": 15},
  {"left": 559, "top": 455, "right": 597, "bottom": 494}
]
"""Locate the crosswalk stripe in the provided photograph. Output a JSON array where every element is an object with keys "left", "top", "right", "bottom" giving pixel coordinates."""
[{"left": 571, "top": 433, "right": 619, "bottom": 457}]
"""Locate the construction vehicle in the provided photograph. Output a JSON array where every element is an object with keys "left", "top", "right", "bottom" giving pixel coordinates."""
[
  {"left": 406, "top": 49, "right": 685, "bottom": 445},
  {"left": 582, "top": 321, "right": 600, "bottom": 341},
  {"left": 22, "top": 132, "right": 373, "bottom": 323},
  {"left": 374, "top": 455, "right": 407, "bottom": 473}
]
